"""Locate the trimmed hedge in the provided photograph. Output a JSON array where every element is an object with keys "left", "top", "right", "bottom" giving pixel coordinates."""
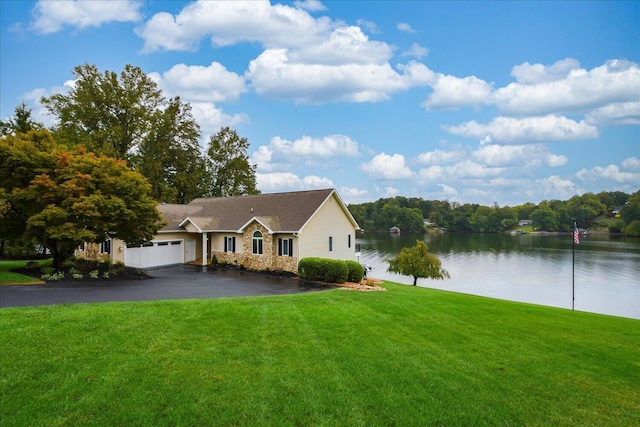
[
  {"left": 298, "top": 257, "right": 363, "bottom": 284},
  {"left": 345, "top": 260, "right": 365, "bottom": 283}
]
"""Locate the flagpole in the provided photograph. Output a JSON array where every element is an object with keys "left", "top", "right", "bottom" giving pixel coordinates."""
[
  {"left": 572, "top": 228, "right": 575, "bottom": 311},
  {"left": 571, "top": 218, "right": 576, "bottom": 311}
]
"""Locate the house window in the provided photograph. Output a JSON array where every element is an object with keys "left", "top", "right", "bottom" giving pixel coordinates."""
[
  {"left": 224, "top": 236, "right": 236, "bottom": 253},
  {"left": 252, "top": 231, "right": 263, "bottom": 255},
  {"left": 329, "top": 236, "right": 333, "bottom": 252},
  {"left": 348, "top": 234, "right": 351, "bottom": 248},
  {"left": 278, "top": 238, "right": 293, "bottom": 257}
]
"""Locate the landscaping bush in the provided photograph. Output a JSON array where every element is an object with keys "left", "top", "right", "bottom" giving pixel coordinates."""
[
  {"left": 344, "top": 260, "right": 364, "bottom": 282},
  {"left": 324, "top": 259, "right": 349, "bottom": 283},
  {"left": 298, "top": 257, "right": 349, "bottom": 283},
  {"left": 298, "top": 257, "right": 323, "bottom": 281}
]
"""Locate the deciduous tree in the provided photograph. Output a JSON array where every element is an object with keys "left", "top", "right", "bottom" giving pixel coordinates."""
[
  {"left": 206, "top": 127, "right": 259, "bottom": 197},
  {"left": 387, "top": 240, "right": 450, "bottom": 286},
  {"left": 41, "top": 63, "right": 204, "bottom": 203},
  {"left": 1, "top": 131, "right": 162, "bottom": 268},
  {"left": 134, "top": 97, "right": 206, "bottom": 203}
]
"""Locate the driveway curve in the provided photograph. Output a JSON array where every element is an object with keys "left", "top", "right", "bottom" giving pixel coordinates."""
[{"left": 0, "top": 265, "right": 334, "bottom": 308}]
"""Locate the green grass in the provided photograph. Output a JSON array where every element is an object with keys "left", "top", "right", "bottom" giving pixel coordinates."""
[
  {"left": 0, "top": 259, "right": 51, "bottom": 285},
  {"left": 1, "top": 284, "right": 639, "bottom": 426}
]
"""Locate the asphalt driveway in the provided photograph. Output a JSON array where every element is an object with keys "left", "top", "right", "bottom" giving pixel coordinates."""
[{"left": 0, "top": 264, "right": 334, "bottom": 308}]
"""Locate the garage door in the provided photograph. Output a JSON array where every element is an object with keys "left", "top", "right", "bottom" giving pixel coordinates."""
[{"left": 125, "top": 240, "right": 184, "bottom": 268}]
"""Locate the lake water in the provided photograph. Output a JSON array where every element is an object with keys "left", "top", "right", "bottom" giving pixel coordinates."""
[{"left": 356, "top": 232, "right": 640, "bottom": 320}]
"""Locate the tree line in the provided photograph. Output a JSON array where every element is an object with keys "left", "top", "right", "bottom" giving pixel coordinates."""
[
  {"left": 348, "top": 190, "right": 640, "bottom": 236},
  {"left": 1, "top": 63, "right": 260, "bottom": 265},
  {"left": 2, "top": 63, "right": 259, "bottom": 204}
]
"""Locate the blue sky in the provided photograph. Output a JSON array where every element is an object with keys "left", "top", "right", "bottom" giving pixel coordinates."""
[{"left": 1, "top": 0, "right": 639, "bottom": 206}]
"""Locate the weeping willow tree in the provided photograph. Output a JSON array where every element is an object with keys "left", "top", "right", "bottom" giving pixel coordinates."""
[{"left": 387, "top": 240, "right": 450, "bottom": 286}]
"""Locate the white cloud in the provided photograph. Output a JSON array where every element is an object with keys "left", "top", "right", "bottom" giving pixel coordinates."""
[
  {"left": 510, "top": 58, "right": 580, "bottom": 84},
  {"left": 360, "top": 153, "right": 414, "bottom": 180},
  {"left": 437, "top": 184, "right": 458, "bottom": 197},
  {"left": 417, "top": 165, "right": 444, "bottom": 181},
  {"left": 341, "top": 186, "right": 369, "bottom": 198},
  {"left": 384, "top": 186, "right": 400, "bottom": 196},
  {"left": 357, "top": 19, "right": 379, "bottom": 34},
  {"left": 271, "top": 135, "right": 360, "bottom": 158},
  {"left": 136, "top": 0, "right": 332, "bottom": 52},
  {"left": 446, "top": 160, "right": 507, "bottom": 179},
  {"left": 293, "top": 0, "right": 327, "bottom": 12},
  {"left": 536, "top": 175, "right": 580, "bottom": 200},
  {"left": 443, "top": 115, "right": 599, "bottom": 144},
  {"left": 423, "top": 74, "right": 493, "bottom": 110},
  {"left": 257, "top": 172, "right": 334, "bottom": 192},
  {"left": 576, "top": 162, "right": 640, "bottom": 185},
  {"left": 401, "top": 43, "right": 429, "bottom": 59},
  {"left": 31, "top": 0, "right": 142, "bottom": 34},
  {"left": 148, "top": 62, "right": 247, "bottom": 103},
  {"left": 137, "top": 0, "right": 436, "bottom": 104},
  {"left": 397, "top": 23, "right": 416, "bottom": 33},
  {"left": 472, "top": 144, "right": 567, "bottom": 168},
  {"left": 247, "top": 50, "right": 432, "bottom": 103},
  {"left": 585, "top": 102, "right": 640, "bottom": 126},
  {"left": 189, "top": 102, "right": 249, "bottom": 138},
  {"left": 622, "top": 157, "right": 640, "bottom": 171},
  {"left": 545, "top": 153, "right": 568, "bottom": 167},
  {"left": 252, "top": 134, "right": 360, "bottom": 172},
  {"left": 417, "top": 148, "right": 467, "bottom": 165},
  {"left": 288, "top": 26, "right": 393, "bottom": 65},
  {"left": 492, "top": 59, "right": 640, "bottom": 116}
]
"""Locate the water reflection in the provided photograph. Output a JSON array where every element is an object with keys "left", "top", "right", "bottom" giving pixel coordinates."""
[{"left": 357, "top": 232, "right": 640, "bottom": 320}]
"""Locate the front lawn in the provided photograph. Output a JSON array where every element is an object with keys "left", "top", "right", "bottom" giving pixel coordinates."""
[
  {"left": 1, "top": 283, "right": 638, "bottom": 425},
  {"left": 0, "top": 259, "right": 51, "bottom": 285}
]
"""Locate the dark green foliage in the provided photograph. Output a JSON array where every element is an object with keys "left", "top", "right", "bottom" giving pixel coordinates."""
[
  {"left": 348, "top": 190, "right": 636, "bottom": 234},
  {"left": 387, "top": 240, "right": 450, "bottom": 286},
  {"left": 344, "top": 260, "right": 364, "bottom": 282},
  {"left": 206, "top": 127, "right": 260, "bottom": 197},
  {"left": 0, "top": 102, "right": 43, "bottom": 136},
  {"left": 297, "top": 257, "right": 321, "bottom": 280},
  {"left": 621, "top": 190, "right": 640, "bottom": 235},
  {"left": 298, "top": 257, "right": 349, "bottom": 283}
]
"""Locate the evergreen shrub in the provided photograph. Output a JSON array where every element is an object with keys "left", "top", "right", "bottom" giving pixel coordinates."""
[
  {"left": 298, "top": 257, "right": 350, "bottom": 283},
  {"left": 344, "top": 260, "right": 364, "bottom": 282}
]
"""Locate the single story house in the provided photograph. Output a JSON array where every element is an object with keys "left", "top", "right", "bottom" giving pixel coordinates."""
[
  {"left": 518, "top": 219, "right": 533, "bottom": 227},
  {"left": 77, "top": 188, "right": 360, "bottom": 274}
]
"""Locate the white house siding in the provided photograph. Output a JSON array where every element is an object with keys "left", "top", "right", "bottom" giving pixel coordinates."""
[{"left": 299, "top": 194, "right": 357, "bottom": 262}]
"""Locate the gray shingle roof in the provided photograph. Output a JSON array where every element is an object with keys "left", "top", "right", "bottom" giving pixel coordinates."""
[{"left": 157, "top": 188, "right": 355, "bottom": 233}]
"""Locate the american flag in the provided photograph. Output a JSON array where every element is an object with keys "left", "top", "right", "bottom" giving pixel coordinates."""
[{"left": 573, "top": 227, "right": 580, "bottom": 245}]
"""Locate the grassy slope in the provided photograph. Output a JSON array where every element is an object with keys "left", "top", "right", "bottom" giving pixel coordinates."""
[{"left": 1, "top": 283, "right": 638, "bottom": 426}]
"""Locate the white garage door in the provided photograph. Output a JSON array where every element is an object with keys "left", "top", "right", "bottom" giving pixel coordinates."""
[{"left": 125, "top": 240, "right": 184, "bottom": 268}]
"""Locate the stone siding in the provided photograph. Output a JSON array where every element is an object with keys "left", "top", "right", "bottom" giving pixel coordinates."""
[
  {"left": 211, "top": 223, "right": 299, "bottom": 273},
  {"left": 75, "top": 243, "right": 110, "bottom": 263}
]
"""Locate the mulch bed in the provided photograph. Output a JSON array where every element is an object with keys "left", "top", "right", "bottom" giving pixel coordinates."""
[
  {"left": 336, "top": 279, "right": 386, "bottom": 292},
  {"left": 13, "top": 262, "right": 151, "bottom": 284}
]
